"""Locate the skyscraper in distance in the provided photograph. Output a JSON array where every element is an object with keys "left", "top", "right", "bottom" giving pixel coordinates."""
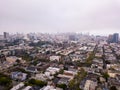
[
  {"left": 112, "top": 33, "right": 119, "bottom": 43},
  {"left": 3, "top": 32, "right": 9, "bottom": 39},
  {"left": 107, "top": 33, "right": 119, "bottom": 43}
]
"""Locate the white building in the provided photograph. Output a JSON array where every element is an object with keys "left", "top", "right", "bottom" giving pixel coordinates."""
[
  {"left": 46, "top": 67, "right": 60, "bottom": 75},
  {"left": 22, "top": 86, "right": 32, "bottom": 90},
  {"left": 10, "top": 82, "right": 24, "bottom": 90},
  {"left": 50, "top": 56, "right": 61, "bottom": 62},
  {"left": 84, "top": 80, "right": 97, "bottom": 90},
  {"left": 40, "top": 85, "right": 63, "bottom": 90}
]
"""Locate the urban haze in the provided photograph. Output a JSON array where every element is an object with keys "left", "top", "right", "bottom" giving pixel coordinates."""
[
  {"left": 0, "top": 0, "right": 120, "bottom": 35},
  {"left": 0, "top": 0, "right": 120, "bottom": 90}
]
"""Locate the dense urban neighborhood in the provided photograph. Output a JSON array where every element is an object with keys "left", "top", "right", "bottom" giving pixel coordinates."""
[{"left": 0, "top": 32, "right": 120, "bottom": 90}]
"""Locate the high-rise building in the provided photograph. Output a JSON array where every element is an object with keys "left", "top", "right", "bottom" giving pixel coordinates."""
[
  {"left": 108, "top": 33, "right": 119, "bottom": 43},
  {"left": 112, "top": 33, "right": 119, "bottom": 43},
  {"left": 3, "top": 32, "right": 9, "bottom": 39},
  {"left": 108, "top": 34, "right": 113, "bottom": 43}
]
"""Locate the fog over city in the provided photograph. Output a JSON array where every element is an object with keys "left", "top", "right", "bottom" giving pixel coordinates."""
[
  {"left": 0, "top": 0, "right": 120, "bottom": 35},
  {"left": 1, "top": 1, "right": 120, "bottom": 90}
]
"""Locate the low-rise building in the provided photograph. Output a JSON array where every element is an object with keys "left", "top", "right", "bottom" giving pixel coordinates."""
[
  {"left": 25, "top": 66, "right": 38, "bottom": 73},
  {"left": 40, "top": 85, "right": 63, "bottom": 90},
  {"left": 84, "top": 80, "right": 97, "bottom": 90},
  {"left": 45, "top": 67, "right": 60, "bottom": 75},
  {"left": 10, "top": 82, "right": 24, "bottom": 90},
  {"left": 22, "top": 86, "right": 32, "bottom": 90},
  {"left": 11, "top": 72, "right": 27, "bottom": 81},
  {"left": 50, "top": 56, "right": 61, "bottom": 62}
]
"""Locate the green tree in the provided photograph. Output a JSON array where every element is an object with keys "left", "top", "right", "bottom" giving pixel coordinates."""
[
  {"left": 68, "top": 79, "right": 76, "bottom": 90},
  {"left": 27, "top": 79, "right": 47, "bottom": 87},
  {"left": 102, "top": 72, "right": 109, "bottom": 82},
  {"left": 110, "top": 86, "right": 117, "bottom": 90},
  {"left": 0, "top": 77, "right": 12, "bottom": 86},
  {"left": 68, "top": 68, "right": 87, "bottom": 90},
  {"left": 57, "top": 84, "right": 67, "bottom": 90},
  {"left": 59, "top": 69, "right": 64, "bottom": 74},
  {"left": 16, "top": 59, "right": 21, "bottom": 63},
  {"left": 86, "top": 52, "right": 95, "bottom": 66}
]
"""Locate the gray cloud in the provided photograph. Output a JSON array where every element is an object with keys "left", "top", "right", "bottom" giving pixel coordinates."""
[{"left": 0, "top": 0, "right": 120, "bottom": 35}]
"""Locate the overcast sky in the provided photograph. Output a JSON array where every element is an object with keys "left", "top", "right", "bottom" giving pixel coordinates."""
[{"left": 0, "top": 0, "right": 120, "bottom": 35}]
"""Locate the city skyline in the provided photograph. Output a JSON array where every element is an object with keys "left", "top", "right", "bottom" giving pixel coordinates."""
[{"left": 0, "top": 0, "right": 120, "bottom": 35}]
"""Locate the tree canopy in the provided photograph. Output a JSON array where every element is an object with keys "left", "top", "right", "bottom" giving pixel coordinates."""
[{"left": 26, "top": 79, "right": 47, "bottom": 87}]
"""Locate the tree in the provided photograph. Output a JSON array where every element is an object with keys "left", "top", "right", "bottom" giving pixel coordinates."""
[
  {"left": 0, "top": 73, "right": 13, "bottom": 90},
  {"left": 102, "top": 72, "right": 109, "bottom": 82},
  {"left": 0, "top": 77, "right": 12, "bottom": 86},
  {"left": 110, "top": 86, "right": 117, "bottom": 90},
  {"left": 68, "top": 79, "right": 76, "bottom": 90},
  {"left": 57, "top": 84, "right": 67, "bottom": 90},
  {"left": 59, "top": 69, "right": 64, "bottom": 74},
  {"left": 16, "top": 59, "right": 20, "bottom": 63},
  {"left": 68, "top": 79, "right": 81, "bottom": 90},
  {"left": 68, "top": 68, "right": 87, "bottom": 90},
  {"left": 28, "top": 79, "right": 35, "bottom": 85},
  {"left": 86, "top": 52, "right": 95, "bottom": 66},
  {"left": 27, "top": 79, "right": 47, "bottom": 87}
]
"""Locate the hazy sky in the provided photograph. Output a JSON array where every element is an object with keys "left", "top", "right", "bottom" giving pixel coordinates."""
[{"left": 0, "top": 0, "right": 120, "bottom": 35}]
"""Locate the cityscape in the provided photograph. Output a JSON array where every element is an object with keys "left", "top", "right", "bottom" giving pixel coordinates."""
[
  {"left": 0, "top": 32, "right": 119, "bottom": 90},
  {"left": 1, "top": 0, "right": 120, "bottom": 90}
]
